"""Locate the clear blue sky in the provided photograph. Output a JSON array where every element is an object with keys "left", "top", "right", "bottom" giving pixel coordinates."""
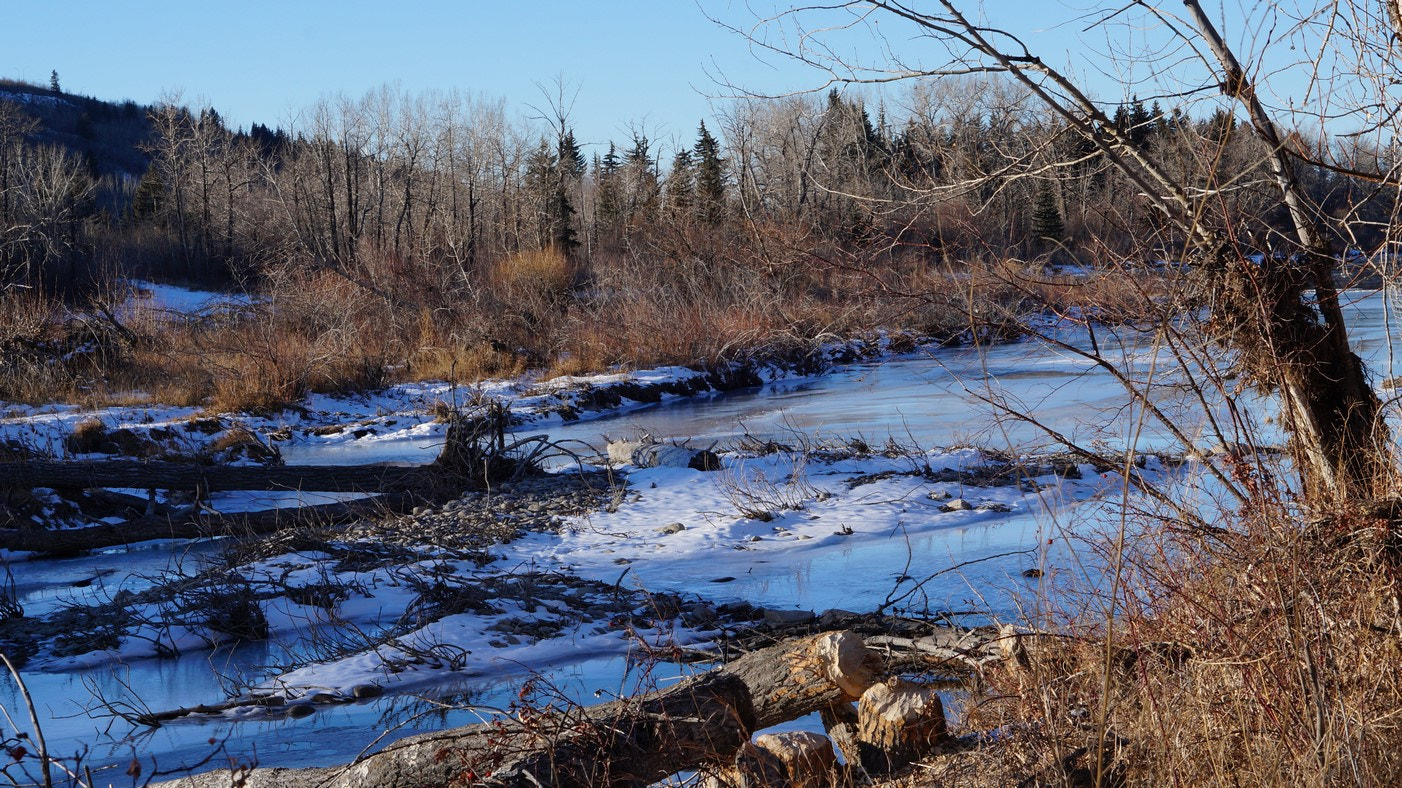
[
  {"left": 2, "top": 1, "right": 830, "bottom": 150},
  {"left": 2, "top": 2, "right": 1335, "bottom": 151}
]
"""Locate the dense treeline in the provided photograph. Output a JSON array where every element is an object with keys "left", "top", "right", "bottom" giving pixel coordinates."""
[{"left": 0, "top": 76, "right": 1394, "bottom": 407}]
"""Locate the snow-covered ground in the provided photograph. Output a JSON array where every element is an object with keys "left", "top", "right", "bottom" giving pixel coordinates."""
[{"left": 1, "top": 281, "right": 1398, "bottom": 775}]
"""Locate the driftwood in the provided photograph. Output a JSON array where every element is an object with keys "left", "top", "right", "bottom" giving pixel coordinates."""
[
  {"left": 156, "top": 631, "right": 881, "bottom": 788},
  {"left": 0, "top": 460, "right": 443, "bottom": 493}
]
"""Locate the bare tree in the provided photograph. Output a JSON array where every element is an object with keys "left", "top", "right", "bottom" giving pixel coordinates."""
[{"left": 737, "top": 0, "right": 1400, "bottom": 510}]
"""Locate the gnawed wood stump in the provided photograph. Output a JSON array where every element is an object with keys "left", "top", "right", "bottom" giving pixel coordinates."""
[
  {"left": 727, "top": 630, "right": 882, "bottom": 728},
  {"left": 855, "top": 678, "right": 948, "bottom": 775},
  {"left": 755, "top": 732, "right": 839, "bottom": 787},
  {"left": 155, "top": 631, "right": 880, "bottom": 788},
  {"left": 821, "top": 700, "right": 863, "bottom": 767},
  {"left": 703, "top": 741, "right": 788, "bottom": 788},
  {"left": 703, "top": 732, "right": 839, "bottom": 788}
]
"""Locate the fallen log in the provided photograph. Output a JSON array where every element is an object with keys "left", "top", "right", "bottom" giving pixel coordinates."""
[
  {"left": 155, "top": 631, "right": 880, "bottom": 788},
  {"left": 0, "top": 460, "right": 444, "bottom": 493},
  {"left": 0, "top": 492, "right": 423, "bottom": 556}
]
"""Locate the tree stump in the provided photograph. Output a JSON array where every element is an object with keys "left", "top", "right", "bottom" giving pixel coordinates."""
[
  {"left": 856, "top": 678, "right": 948, "bottom": 775},
  {"left": 754, "top": 732, "right": 838, "bottom": 788}
]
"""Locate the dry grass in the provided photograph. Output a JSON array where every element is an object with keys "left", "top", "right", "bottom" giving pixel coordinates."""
[
  {"left": 925, "top": 469, "right": 1402, "bottom": 787},
  {"left": 2, "top": 240, "right": 1099, "bottom": 413}
]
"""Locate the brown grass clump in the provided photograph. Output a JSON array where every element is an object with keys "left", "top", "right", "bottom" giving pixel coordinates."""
[
  {"left": 64, "top": 417, "right": 108, "bottom": 455},
  {"left": 491, "top": 247, "right": 577, "bottom": 298}
]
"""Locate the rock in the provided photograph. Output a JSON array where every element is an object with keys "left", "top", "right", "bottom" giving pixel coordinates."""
[
  {"left": 656, "top": 522, "right": 686, "bottom": 535},
  {"left": 683, "top": 603, "right": 717, "bottom": 623},
  {"left": 926, "top": 490, "right": 950, "bottom": 501},
  {"left": 608, "top": 440, "right": 721, "bottom": 471},
  {"left": 1021, "top": 568, "right": 1043, "bottom": 578},
  {"left": 286, "top": 704, "right": 316, "bottom": 719},
  {"left": 818, "top": 609, "right": 860, "bottom": 627},
  {"left": 763, "top": 608, "right": 816, "bottom": 625},
  {"left": 717, "top": 600, "right": 755, "bottom": 617},
  {"left": 943, "top": 498, "right": 973, "bottom": 512},
  {"left": 350, "top": 684, "right": 383, "bottom": 699}
]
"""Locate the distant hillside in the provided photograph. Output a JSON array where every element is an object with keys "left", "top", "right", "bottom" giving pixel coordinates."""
[{"left": 0, "top": 78, "right": 152, "bottom": 177}]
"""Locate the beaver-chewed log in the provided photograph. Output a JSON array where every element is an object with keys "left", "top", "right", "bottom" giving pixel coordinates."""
[{"left": 155, "top": 631, "right": 882, "bottom": 788}]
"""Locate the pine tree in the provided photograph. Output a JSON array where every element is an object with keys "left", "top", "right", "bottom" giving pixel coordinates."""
[
  {"left": 693, "top": 121, "right": 725, "bottom": 225},
  {"left": 49, "top": 70, "right": 60, "bottom": 95}
]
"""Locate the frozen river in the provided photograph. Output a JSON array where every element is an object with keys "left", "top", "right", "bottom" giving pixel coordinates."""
[{"left": 2, "top": 290, "right": 1398, "bottom": 781}]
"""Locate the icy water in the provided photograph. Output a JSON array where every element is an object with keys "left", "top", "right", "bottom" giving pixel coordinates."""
[{"left": 3, "top": 291, "right": 1399, "bottom": 781}]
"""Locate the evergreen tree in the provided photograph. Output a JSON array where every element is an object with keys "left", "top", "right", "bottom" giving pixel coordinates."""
[
  {"left": 525, "top": 137, "right": 578, "bottom": 253},
  {"left": 665, "top": 147, "right": 694, "bottom": 219},
  {"left": 623, "top": 134, "right": 659, "bottom": 228},
  {"left": 595, "top": 142, "right": 624, "bottom": 236},
  {"left": 1031, "top": 184, "right": 1066, "bottom": 251},
  {"left": 130, "top": 167, "right": 165, "bottom": 223},
  {"left": 558, "top": 129, "right": 585, "bottom": 179},
  {"left": 693, "top": 121, "right": 725, "bottom": 225},
  {"left": 49, "top": 70, "right": 60, "bottom": 95}
]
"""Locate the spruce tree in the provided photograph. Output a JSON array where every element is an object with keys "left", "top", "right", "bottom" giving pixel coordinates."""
[
  {"left": 596, "top": 142, "right": 624, "bottom": 237},
  {"left": 665, "top": 147, "right": 694, "bottom": 219},
  {"left": 49, "top": 70, "right": 60, "bottom": 95},
  {"left": 693, "top": 121, "right": 725, "bottom": 225},
  {"left": 525, "top": 138, "right": 578, "bottom": 253},
  {"left": 1031, "top": 184, "right": 1065, "bottom": 251},
  {"left": 623, "top": 134, "right": 659, "bottom": 226}
]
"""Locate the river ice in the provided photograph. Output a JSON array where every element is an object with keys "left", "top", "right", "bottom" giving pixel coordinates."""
[{"left": 0, "top": 285, "right": 1398, "bottom": 779}]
